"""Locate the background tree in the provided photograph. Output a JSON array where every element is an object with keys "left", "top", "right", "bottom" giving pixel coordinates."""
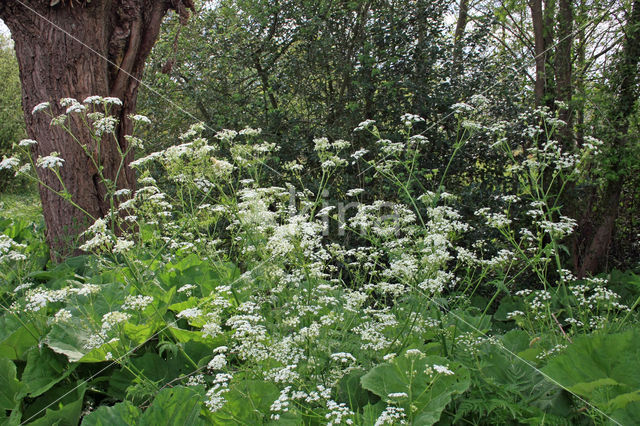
[
  {"left": 0, "top": 35, "right": 26, "bottom": 193},
  {"left": 0, "top": 0, "right": 194, "bottom": 259}
]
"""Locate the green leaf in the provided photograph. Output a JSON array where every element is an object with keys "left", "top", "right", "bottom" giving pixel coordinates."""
[
  {"left": 0, "top": 357, "right": 22, "bottom": 411},
  {"left": 358, "top": 401, "right": 385, "bottom": 424},
  {"left": 543, "top": 328, "right": 640, "bottom": 422},
  {"left": 0, "top": 315, "right": 40, "bottom": 360},
  {"left": 210, "top": 380, "right": 279, "bottom": 424},
  {"left": 24, "top": 382, "right": 86, "bottom": 426},
  {"left": 361, "top": 353, "right": 470, "bottom": 425},
  {"left": 337, "top": 369, "right": 373, "bottom": 411},
  {"left": 139, "top": 386, "right": 207, "bottom": 426},
  {"left": 21, "top": 347, "right": 76, "bottom": 398},
  {"left": 81, "top": 401, "right": 141, "bottom": 426},
  {"left": 45, "top": 319, "right": 93, "bottom": 362}
]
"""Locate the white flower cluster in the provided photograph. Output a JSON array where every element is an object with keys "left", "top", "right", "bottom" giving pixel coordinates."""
[
  {"left": 121, "top": 295, "right": 153, "bottom": 311},
  {"left": 325, "top": 400, "right": 355, "bottom": 426},
  {"left": 0, "top": 156, "right": 20, "bottom": 171},
  {"left": 375, "top": 406, "right": 407, "bottom": 425},
  {"left": 23, "top": 286, "right": 76, "bottom": 312},
  {"left": 36, "top": 152, "right": 65, "bottom": 169},
  {"left": 354, "top": 119, "right": 376, "bottom": 131},
  {"left": 79, "top": 218, "right": 112, "bottom": 252},
  {"left": 207, "top": 353, "right": 227, "bottom": 371},
  {"left": 0, "top": 234, "right": 27, "bottom": 263},
  {"left": 101, "top": 311, "right": 131, "bottom": 333},
  {"left": 400, "top": 113, "right": 425, "bottom": 126},
  {"left": 204, "top": 373, "right": 232, "bottom": 412}
]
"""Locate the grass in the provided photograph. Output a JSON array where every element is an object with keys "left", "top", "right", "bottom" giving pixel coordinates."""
[{"left": 0, "top": 188, "right": 43, "bottom": 223}]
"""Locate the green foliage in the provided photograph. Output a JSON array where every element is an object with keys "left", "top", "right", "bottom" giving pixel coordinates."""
[
  {"left": 454, "top": 331, "right": 572, "bottom": 424},
  {"left": 3, "top": 96, "right": 639, "bottom": 424},
  {"left": 543, "top": 329, "right": 640, "bottom": 424},
  {"left": 81, "top": 401, "right": 141, "bottom": 426},
  {"left": 0, "top": 357, "right": 22, "bottom": 412},
  {"left": 209, "top": 380, "right": 281, "bottom": 423},
  {"left": 0, "top": 36, "right": 26, "bottom": 193},
  {"left": 360, "top": 352, "right": 470, "bottom": 424},
  {"left": 4, "top": 0, "right": 640, "bottom": 417}
]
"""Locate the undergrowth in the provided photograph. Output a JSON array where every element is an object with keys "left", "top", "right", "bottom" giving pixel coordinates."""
[{"left": 0, "top": 96, "right": 639, "bottom": 425}]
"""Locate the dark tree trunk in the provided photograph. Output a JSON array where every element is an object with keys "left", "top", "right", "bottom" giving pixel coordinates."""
[
  {"left": 529, "top": 0, "right": 547, "bottom": 105},
  {"left": 542, "top": 0, "right": 556, "bottom": 108},
  {"left": 453, "top": 0, "right": 469, "bottom": 69},
  {"left": 577, "top": 0, "right": 640, "bottom": 276},
  {"left": 555, "top": 0, "right": 573, "bottom": 148},
  {"left": 0, "top": 0, "right": 193, "bottom": 260}
]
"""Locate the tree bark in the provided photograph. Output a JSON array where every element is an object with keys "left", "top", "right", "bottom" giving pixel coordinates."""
[
  {"left": 0, "top": 0, "right": 194, "bottom": 260},
  {"left": 555, "top": 0, "right": 573, "bottom": 148},
  {"left": 542, "top": 0, "right": 556, "bottom": 108},
  {"left": 529, "top": 0, "right": 547, "bottom": 105},
  {"left": 453, "top": 0, "right": 469, "bottom": 69}
]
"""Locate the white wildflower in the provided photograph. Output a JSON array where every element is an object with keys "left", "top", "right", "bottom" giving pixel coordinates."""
[
  {"left": 122, "top": 295, "right": 153, "bottom": 311},
  {"left": 432, "top": 364, "right": 454, "bottom": 375},
  {"left": 36, "top": 152, "right": 65, "bottom": 169},
  {"left": 101, "top": 311, "right": 131, "bottom": 332},
  {"left": 19, "top": 139, "right": 38, "bottom": 147},
  {"left": 130, "top": 114, "right": 151, "bottom": 124},
  {"left": 32, "top": 101, "right": 51, "bottom": 114},
  {"left": 113, "top": 238, "right": 134, "bottom": 254},
  {"left": 102, "top": 97, "right": 123, "bottom": 106},
  {"left": 0, "top": 156, "right": 19, "bottom": 170},
  {"left": 208, "top": 354, "right": 227, "bottom": 370}
]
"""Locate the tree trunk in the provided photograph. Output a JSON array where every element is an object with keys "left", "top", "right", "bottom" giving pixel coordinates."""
[
  {"left": 555, "top": 0, "right": 573, "bottom": 148},
  {"left": 0, "top": 0, "right": 193, "bottom": 260},
  {"left": 453, "top": 0, "right": 469, "bottom": 69},
  {"left": 529, "top": 0, "right": 546, "bottom": 105},
  {"left": 543, "top": 0, "right": 556, "bottom": 108}
]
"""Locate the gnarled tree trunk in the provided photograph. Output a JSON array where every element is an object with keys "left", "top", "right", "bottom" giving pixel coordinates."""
[{"left": 0, "top": 0, "right": 194, "bottom": 260}]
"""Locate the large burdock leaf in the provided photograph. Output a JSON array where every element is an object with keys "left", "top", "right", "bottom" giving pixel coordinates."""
[
  {"left": 140, "top": 386, "right": 208, "bottom": 426},
  {"left": 209, "top": 380, "right": 282, "bottom": 424},
  {"left": 0, "top": 357, "right": 22, "bottom": 411},
  {"left": 24, "top": 382, "right": 86, "bottom": 426},
  {"left": 21, "top": 347, "right": 77, "bottom": 398},
  {"left": 542, "top": 329, "right": 640, "bottom": 424},
  {"left": 0, "top": 315, "right": 40, "bottom": 360},
  {"left": 361, "top": 352, "right": 470, "bottom": 425},
  {"left": 81, "top": 401, "right": 141, "bottom": 426}
]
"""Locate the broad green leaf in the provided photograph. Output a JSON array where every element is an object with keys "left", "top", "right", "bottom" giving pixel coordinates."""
[
  {"left": 45, "top": 320, "right": 93, "bottom": 362},
  {"left": 81, "top": 401, "right": 141, "bottom": 426},
  {"left": 139, "top": 386, "right": 207, "bottom": 426},
  {"left": 543, "top": 329, "right": 640, "bottom": 423},
  {"left": 21, "top": 347, "right": 76, "bottom": 398},
  {"left": 0, "top": 315, "right": 40, "bottom": 360},
  {"left": 210, "top": 380, "right": 279, "bottom": 424},
  {"left": 0, "top": 357, "right": 22, "bottom": 411},
  {"left": 361, "top": 353, "right": 470, "bottom": 425},
  {"left": 337, "top": 369, "right": 372, "bottom": 411},
  {"left": 123, "top": 321, "right": 162, "bottom": 345},
  {"left": 23, "top": 382, "right": 86, "bottom": 426}
]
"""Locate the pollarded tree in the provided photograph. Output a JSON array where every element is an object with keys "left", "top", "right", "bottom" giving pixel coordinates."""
[{"left": 0, "top": 0, "right": 194, "bottom": 259}]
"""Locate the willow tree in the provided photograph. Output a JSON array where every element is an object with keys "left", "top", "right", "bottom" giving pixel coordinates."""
[{"left": 0, "top": 0, "right": 194, "bottom": 258}]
